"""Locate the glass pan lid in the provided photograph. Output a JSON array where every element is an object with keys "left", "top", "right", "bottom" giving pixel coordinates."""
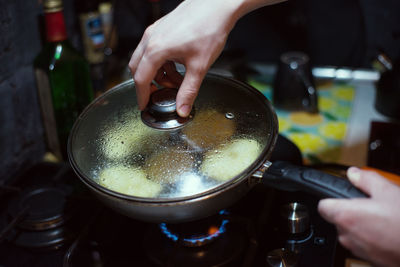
[{"left": 69, "top": 74, "right": 277, "bottom": 200}]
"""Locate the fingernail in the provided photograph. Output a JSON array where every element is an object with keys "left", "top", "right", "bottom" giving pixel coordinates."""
[
  {"left": 178, "top": 104, "right": 191, "bottom": 117},
  {"left": 347, "top": 167, "right": 361, "bottom": 183}
]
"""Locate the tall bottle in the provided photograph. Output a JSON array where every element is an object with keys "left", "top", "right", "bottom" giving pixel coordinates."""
[{"left": 34, "top": 0, "right": 94, "bottom": 160}]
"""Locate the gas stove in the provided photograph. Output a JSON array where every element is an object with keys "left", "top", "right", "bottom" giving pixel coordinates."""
[{"left": 0, "top": 160, "right": 338, "bottom": 267}]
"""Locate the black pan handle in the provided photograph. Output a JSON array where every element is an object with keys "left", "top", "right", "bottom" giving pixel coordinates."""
[{"left": 262, "top": 161, "right": 367, "bottom": 198}]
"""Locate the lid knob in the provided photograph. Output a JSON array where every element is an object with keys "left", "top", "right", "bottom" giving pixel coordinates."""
[
  {"left": 141, "top": 88, "right": 194, "bottom": 130},
  {"left": 149, "top": 88, "right": 178, "bottom": 117}
]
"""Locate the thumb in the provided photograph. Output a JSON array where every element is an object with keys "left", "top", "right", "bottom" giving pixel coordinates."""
[
  {"left": 347, "top": 167, "right": 393, "bottom": 197},
  {"left": 175, "top": 67, "right": 205, "bottom": 117}
]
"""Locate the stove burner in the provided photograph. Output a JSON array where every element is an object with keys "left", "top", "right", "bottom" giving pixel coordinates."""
[
  {"left": 160, "top": 210, "right": 229, "bottom": 247},
  {"left": 12, "top": 225, "right": 73, "bottom": 250},
  {"left": 4, "top": 185, "right": 74, "bottom": 249},
  {"left": 8, "top": 186, "right": 71, "bottom": 230}
]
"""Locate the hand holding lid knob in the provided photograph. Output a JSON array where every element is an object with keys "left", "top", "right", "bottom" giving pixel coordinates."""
[{"left": 141, "top": 88, "right": 194, "bottom": 130}]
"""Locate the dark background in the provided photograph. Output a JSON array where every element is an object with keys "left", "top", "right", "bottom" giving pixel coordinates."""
[{"left": 0, "top": 0, "right": 399, "bottom": 183}]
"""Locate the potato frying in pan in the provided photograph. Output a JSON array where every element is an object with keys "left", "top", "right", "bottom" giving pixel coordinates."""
[
  {"left": 99, "top": 166, "right": 162, "bottom": 198},
  {"left": 200, "top": 138, "right": 261, "bottom": 182}
]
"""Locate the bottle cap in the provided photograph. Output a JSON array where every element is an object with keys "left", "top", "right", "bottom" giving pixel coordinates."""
[{"left": 43, "top": 0, "right": 63, "bottom": 13}]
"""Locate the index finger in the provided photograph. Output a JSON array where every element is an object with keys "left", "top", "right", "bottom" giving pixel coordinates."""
[
  {"left": 133, "top": 53, "right": 165, "bottom": 110},
  {"left": 128, "top": 25, "right": 154, "bottom": 75}
]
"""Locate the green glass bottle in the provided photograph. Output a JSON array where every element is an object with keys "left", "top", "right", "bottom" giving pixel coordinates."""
[{"left": 34, "top": 0, "right": 94, "bottom": 160}]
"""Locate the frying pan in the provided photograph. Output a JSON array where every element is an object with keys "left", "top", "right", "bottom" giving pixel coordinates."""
[{"left": 68, "top": 74, "right": 366, "bottom": 223}]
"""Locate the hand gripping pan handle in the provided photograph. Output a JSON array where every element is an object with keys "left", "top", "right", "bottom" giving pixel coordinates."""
[{"left": 263, "top": 161, "right": 367, "bottom": 198}]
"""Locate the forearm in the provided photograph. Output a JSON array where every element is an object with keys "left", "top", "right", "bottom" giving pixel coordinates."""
[
  {"left": 178, "top": 0, "right": 287, "bottom": 33},
  {"left": 234, "top": 0, "right": 288, "bottom": 17}
]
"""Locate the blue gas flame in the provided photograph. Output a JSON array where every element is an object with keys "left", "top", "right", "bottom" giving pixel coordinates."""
[{"left": 159, "top": 210, "right": 229, "bottom": 244}]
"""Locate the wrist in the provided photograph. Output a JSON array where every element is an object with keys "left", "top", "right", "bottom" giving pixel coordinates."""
[{"left": 216, "top": 0, "right": 287, "bottom": 31}]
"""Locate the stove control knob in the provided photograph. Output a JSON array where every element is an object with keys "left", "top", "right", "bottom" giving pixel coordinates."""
[
  {"left": 280, "top": 202, "right": 310, "bottom": 234},
  {"left": 266, "top": 248, "right": 298, "bottom": 267}
]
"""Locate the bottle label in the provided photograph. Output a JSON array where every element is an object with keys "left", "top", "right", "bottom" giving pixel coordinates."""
[
  {"left": 35, "top": 69, "right": 63, "bottom": 160},
  {"left": 79, "top": 13, "right": 105, "bottom": 64}
]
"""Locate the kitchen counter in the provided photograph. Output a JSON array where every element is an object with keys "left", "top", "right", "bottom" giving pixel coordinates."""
[{"left": 248, "top": 63, "right": 389, "bottom": 167}]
